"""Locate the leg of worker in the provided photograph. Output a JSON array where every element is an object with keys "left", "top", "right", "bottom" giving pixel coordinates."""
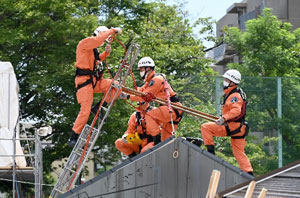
[
  {"left": 145, "top": 106, "right": 177, "bottom": 136},
  {"left": 201, "top": 122, "right": 228, "bottom": 154},
  {"left": 201, "top": 122, "right": 227, "bottom": 145},
  {"left": 231, "top": 135, "right": 253, "bottom": 173},
  {"left": 72, "top": 85, "right": 93, "bottom": 134},
  {"left": 141, "top": 142, "right": 154, "bottom": 153},
  {"left": 94, "top": 79, "right": 121, "bottom": 103},
  {"left": 115, "top": 139, "right": 140, "bottom": 156},
  {"left": 160, "top": 122, "right": 178, "bottom": 141}
]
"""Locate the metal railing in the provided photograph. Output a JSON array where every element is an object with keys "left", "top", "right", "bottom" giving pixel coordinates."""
[{"left": 0, "top": 131, "right": 43, "bottom": 198}]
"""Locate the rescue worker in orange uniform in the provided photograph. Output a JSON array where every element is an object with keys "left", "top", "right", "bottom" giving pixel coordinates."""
[
  {"left": 115, "top": 102, "right": 160, "bottom": 157},
  {"left": 120, "top": 57, "right": 183, "bottom": 142},
  {"left": 68, "top": 26, "right": 122, "bottom": 146},
  {"left": 201, "top": 69, "right": 253, "bottom": 175}
]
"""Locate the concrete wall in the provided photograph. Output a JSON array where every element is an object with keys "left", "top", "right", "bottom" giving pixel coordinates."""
[
  {"left": 247, "top": 0, "right": 262, "bottom": 13},
  {"left": 266, "top": 0, "right": 288, "bottom": 19},
  {"left": 288, "top": 0, "right": 300, "bottom": 30},
  {"left": 216, "top": 14, "right": 239, "bottom": 38},
  {"left": 60, "top": 138, "right": 253, "bottom": 198}
]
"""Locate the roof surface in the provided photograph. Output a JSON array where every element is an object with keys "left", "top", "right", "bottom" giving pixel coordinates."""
[
  {"left": 60, "top": 137, "right": 253, "bottom": 198},
  {"left": 218, "top": 160, "right": 300, "bottom": 198}
]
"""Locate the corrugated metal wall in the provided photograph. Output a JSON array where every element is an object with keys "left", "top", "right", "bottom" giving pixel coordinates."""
[{"left": 61, "top": 137, "right": 253, "bottom": 198}]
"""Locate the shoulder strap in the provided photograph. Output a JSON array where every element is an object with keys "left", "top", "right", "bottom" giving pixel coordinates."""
[
  {"left": 224, "top": 87, "right": 248, "bottom": 122},
  {"left": 223, "top": 87, "right": 246, "bottom": 104},
  {"left": 136, "top": 112, "right": 142, "bottom": 126},
  {"left": 93, "top": 48, "right": 100, "bottom": 61}
]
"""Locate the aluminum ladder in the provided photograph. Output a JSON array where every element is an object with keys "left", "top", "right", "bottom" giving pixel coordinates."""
[{"left": 50, "top": 43, "right": 140, "bottom": 198}]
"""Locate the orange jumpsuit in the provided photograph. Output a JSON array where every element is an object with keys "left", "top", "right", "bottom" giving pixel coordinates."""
[
  {"left": 72, "top": 29, "right": 118, "bottom": 134},
  {"left": 201, "top": 86, "right": 253, "bottom": 173},
  {"left": 129, "top": 71, "right": 182, "bottom": 141},
  {"left": 115, "top": 111, "right": 155, "bottom": 156}
]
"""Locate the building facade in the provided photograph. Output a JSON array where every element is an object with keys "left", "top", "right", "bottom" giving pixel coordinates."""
[{"left": 208, "top": 0, "right": 300, "bottom": 74}]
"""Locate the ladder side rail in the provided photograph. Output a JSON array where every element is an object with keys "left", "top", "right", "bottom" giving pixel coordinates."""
[{"left": 50, "top": 43, "right": 140, "bottom": 197}]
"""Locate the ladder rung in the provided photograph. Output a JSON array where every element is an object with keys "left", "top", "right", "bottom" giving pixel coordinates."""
[
  {"left": 72, "top": 150, "right": 84, "bottom": 157},
  {"left": 53, "top": 188, "right": 64, "bottom": 193},
  {"left": 101, "top": 106, "right": 108, "bottom": 111},
  {"left": 50, "top": 44, "right": 140, "bottom": 197},
  {"left": 65, "top": 167, "right": 76, "bottom": 173},
  {"left": 79, "top": 137, "right": 89, "bottom": 142}
]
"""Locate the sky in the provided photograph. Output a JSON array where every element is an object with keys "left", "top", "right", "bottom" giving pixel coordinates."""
[
  {"left": 165, "top": 0, "right": 242, "bottom": 48},
  {"left": 169, "top": 0, "right": 240, "bottom": 22}
]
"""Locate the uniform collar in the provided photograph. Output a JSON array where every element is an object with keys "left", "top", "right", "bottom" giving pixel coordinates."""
[
  {"left": 224, "top": 85, "right": 237, "bottom": 95},
  {"left": 145, "top": 70, "right": 155, "bottom": 82}
]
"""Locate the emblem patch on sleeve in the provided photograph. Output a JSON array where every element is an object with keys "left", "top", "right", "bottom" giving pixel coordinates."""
[
  {"left": 231, "top": 96, "right": 238, "bottom": 103},
  {"left": 149, "top": 80, "right": 155, "bottom": 86}
]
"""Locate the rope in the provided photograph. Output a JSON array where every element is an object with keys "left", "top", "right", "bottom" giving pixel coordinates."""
[
  {"left": 103, "top": 52, "right": 112, "bottom": 79},
  {"left": 111, "top": 34, "right": 138, "bottom": 89},
  {"left": 130, "top": 69, "right": 138, "bottom": 90},
  {"left": 67, "top": 35, "right": 129, "bottom": 190},
  {"left": 163, "top": 79, "right": 176, "bottom": 136},
  {"left": 67, "top": 94, "right": 109, "bottom": 191}
]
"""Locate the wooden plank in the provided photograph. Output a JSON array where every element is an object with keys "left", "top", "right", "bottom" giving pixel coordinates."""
[
  {"left": 258, "top": 188, "right": 267, "bottom": 198},
  {"left": 0, "top": 167, "right": 33, "bottom": 170},
  {"left": 206, "top": 170, "right": 221, "bottom": 198},
  {"left": 122, "top": 86, "right": 218, "bottom": 121},
  {"left": 244, "top": 181, "right": 256, "bottom": 198}
]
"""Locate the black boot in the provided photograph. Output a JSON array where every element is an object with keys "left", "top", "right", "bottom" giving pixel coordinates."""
[
  {"left": 68, "top": 131, "right": 79, "bottom": 147},
  {"left": 128, "top": 152, "right": 137, "bottom": 158},
  {"left": 91, "top": 101, "right": 107, "bottom": 121},
  {"left": 186, "top": 137, "right": 203, "bottom": 147},
  {"left": 206, "top": 145, "right": 215, "bottom": 155},
  {"left": 247, "top": 171, "right": 254, "bottom": 176}
]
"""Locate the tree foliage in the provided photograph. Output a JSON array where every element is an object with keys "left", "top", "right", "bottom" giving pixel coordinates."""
[
  {"left": 224, "top": 8, "right": 300, "bottom": 76},
  {"left": 0, "top": 0, "right": 217, "bottom": 195},
  {"left": 224, "top": 8, "right": 300, "bottom": 173}
]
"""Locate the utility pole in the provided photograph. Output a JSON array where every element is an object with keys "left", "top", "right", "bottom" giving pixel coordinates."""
[{"left": 277, "top": 77, "right": 282, "bottom": 168}]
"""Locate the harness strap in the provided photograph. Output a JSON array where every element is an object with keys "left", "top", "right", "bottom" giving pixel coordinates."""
[
  {"left": 167, "top": 95, "right": 183, "bottom": 124},
  {"left": 75, "top": 68, "right": 96, "bottom": 92},
  {"left": 137, "top": 133, "right": 161, "bottom": 145},
  {"left": 169, "top": 108, "right": 183, "bottom": 124},
  {"left": 75, "top": 68, "right": 95, "bottom": 76},
  {"left": 225, "top": 122, "right": 249, "bottom": 139},
  {"left": 76, "top": 76, "right": 94, "bottom": 91}
]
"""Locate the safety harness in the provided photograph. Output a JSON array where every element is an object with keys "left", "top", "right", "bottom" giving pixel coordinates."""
[
  {"left": 154, "top": 73, "right": 184, "bottom": 125},
  {"left": 135, "top": 107, "right": 161, "bottom": 146},
  {"left": 75, "top": 48, "right": 104, "bottom": 91},
  {"left": 223, "top": 87, "right": 249, "bottom": 139}
]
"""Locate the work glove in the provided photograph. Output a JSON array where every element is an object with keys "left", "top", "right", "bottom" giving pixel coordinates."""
[
  {"left": 215, "top": 116, "right": 225, "bottom": 126},
  {"left": 120, "top": 92, "right": 129, "bottom": 100},
  {"left": 142, "top": 92, "right": 156, "bottom": 102},
  {"left": 122, "top": 134, "right": 128, "bottom": 143},
  {"left": 112, "top": 27, "right": 122, "bottom": 35}
]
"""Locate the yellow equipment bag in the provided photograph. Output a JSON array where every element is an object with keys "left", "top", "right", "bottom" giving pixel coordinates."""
[{"left": 126, "top": 132, "right": 143, "bottom": 145}]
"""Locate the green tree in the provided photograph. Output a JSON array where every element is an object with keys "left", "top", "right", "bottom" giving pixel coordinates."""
[
  {"left": 0, "top": 0, "right": 216, "bottom": 195},
  {"left": 224, "top": 8, "right": 300, "bottom": 76},
  {"left": 224, "top": 8, "right": 300, "bottom": 173}
]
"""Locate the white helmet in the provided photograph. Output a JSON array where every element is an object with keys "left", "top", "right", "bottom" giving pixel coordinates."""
[
  {"left": 222, "top": 69, "right": 241, "bottom": 84},
  {"left": 138, "top": 57, "right": 155, "bottom": 68},
  {"left": 93, "top": 26, "right": 108, "bottom": 36}
]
